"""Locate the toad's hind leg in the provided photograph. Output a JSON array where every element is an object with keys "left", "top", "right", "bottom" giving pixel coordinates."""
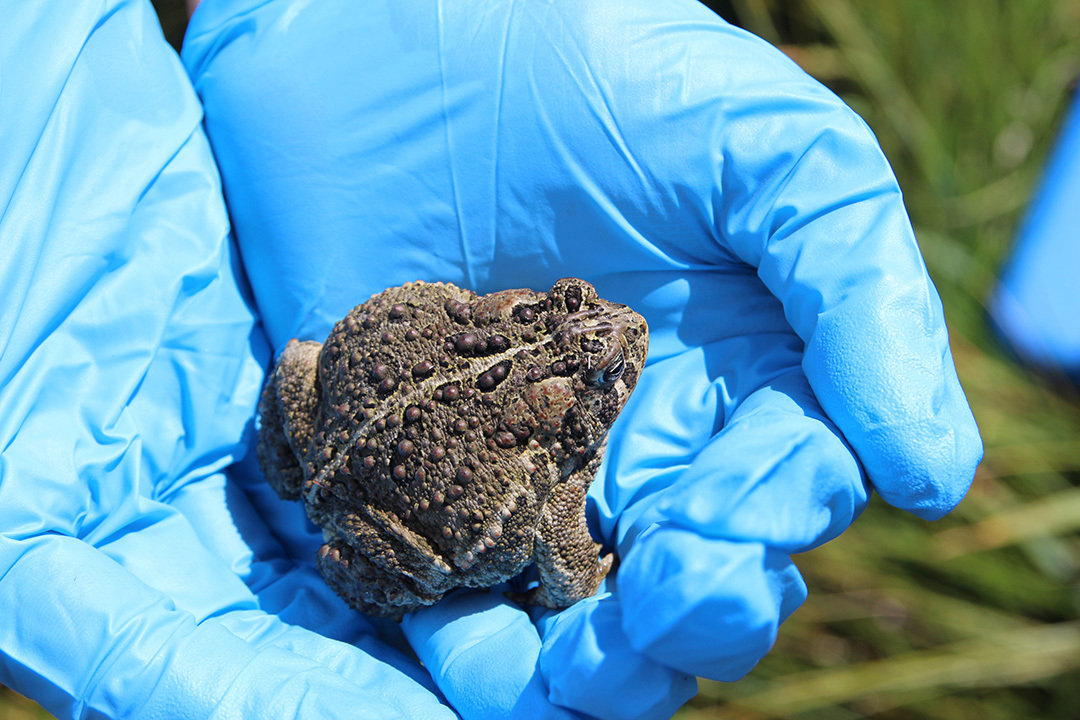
[
  {"left": 317, "top": 510, "right": 455, "bottom": 620},
  {"left": 256, "top": 339, "right": 322, "bottom": 499},
  {"left": 529, "top": 464, "right": 614, "bottom": 609},
  {"left": 317, "top": 537, "right": 445, "bottom": 621}
]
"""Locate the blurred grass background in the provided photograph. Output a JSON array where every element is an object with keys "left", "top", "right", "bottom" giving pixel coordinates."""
[{"left": 2, "top": 1, "right": 1078, "bottom": 718}]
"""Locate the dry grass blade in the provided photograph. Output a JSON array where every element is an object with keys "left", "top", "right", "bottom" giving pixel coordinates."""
[
  {"left": 690, "top": 621, "right": 1080, "bottom": 719},
  {"left": 934, "top": 485, "right": 1080, "bottom": 558},
  {"left": 0, "top": 687, "right": 57, "bottom": 720}
]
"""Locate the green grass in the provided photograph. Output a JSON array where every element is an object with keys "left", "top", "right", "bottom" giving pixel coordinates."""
[
  {"left": 0, "top": 691, "right": 55, "bottom": 720},
  {"left": 4, "top": 1, "right": 1080, "bottom": 718}
]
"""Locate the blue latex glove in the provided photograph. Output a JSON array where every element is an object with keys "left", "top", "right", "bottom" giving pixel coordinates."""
[
  {"left": 991, "top": 91, "right": 1080, "bottom": 383},
  {"left": 182, "top": 0, "right": 983, "bottom": 718},
  {"left": 0, "top": 2, "right": 457, "bottom": 718}
]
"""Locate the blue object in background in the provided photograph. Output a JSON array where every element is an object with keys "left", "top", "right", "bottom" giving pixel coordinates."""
[{"left": 991, "top": 92, "right": 1080, "bottom": 383}]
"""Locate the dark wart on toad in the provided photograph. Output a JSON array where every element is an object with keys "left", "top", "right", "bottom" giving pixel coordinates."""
[{"left": 256, "top": 278, "right": 649, "bottom": 619}]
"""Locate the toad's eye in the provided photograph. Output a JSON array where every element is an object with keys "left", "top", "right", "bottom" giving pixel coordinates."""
[{"left": 587, "top": 351, "right": 625, "bottom": 388}]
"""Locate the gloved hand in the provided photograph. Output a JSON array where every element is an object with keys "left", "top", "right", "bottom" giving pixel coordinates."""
[
  {"left": 183, "top": 1, "right": 982, "bottom": 719},
  {"left": 0, "top": 2, "right": 456, "bottom": 718}
]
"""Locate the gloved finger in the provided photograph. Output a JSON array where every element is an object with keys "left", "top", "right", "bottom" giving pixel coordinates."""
[
  {"left": 404, "top": 582, "right": 697, "bottom": 720},
  {"left": 550, "top": 369, "right": 855, "bottom": 690},
  {"left": 616, "top": 526, "right": 806, "bottom": 682},
  {"left": 0, "top": 532, "right": 455, "bottom": 720},
  {"left": 402, "top": 590, "right": 582, "bottom": 720},
  {"left": 592, "top": 330, "right": 864, "bottom": 553},
  {"left": 536, "top": 590, "right": 698, "bottom": 720},
  {"left": 535, "top": 528, "right": 805, "bottom": 697},
  {"left": 696, "top": 34, "right": 983, "bottom": 515},
  {"left": 649, "top": 369, "right": 868, "bottom": 553},
  {"left": 610, "top": 373, "right": 859, "bottom": 679}
]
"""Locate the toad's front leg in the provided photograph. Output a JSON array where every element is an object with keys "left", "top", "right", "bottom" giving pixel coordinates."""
[{"left": 529, "top": 463, "right": 614, "bottom": 609}]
